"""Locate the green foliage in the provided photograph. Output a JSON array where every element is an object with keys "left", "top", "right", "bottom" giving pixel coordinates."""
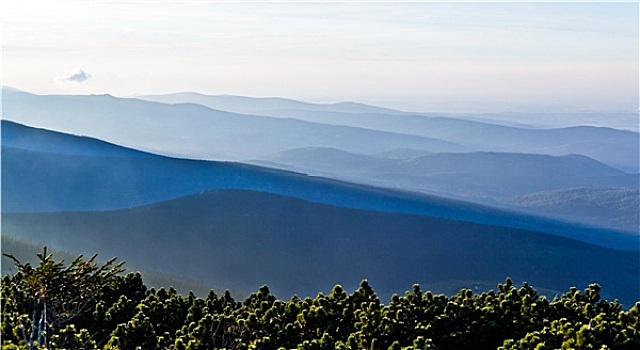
[
  {"left": 2, "top": 251, "right": 639, "bottom": 350},
  {"left": 2, "top": 248, "right": 145, "bottom": 349}
]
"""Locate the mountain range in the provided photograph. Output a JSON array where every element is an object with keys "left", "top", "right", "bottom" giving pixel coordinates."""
[
  {"left": 138, "top": 92, "right": 407, "bottom": 115},
  {"left": 3, "top": 120, "right": 636, "bottom": 247},
  {"left": 3, "top": 88, "right": 638, "bottom": 231},
  {"left": 2, "top": 88, "right": 638, "bottom": 304},
  {"left": 140, "top": 92, "right": 640, "bottom": 173},
  {"left": 2, "top": 120, "right": 639, "bottom": 303},
  {"left": 2, "top": 89, "right": 466, "bottom": 161},
  {"left": 4, "top": 89, "right": 638, "bottom": 172},
  {"left": 4, "top": 189, "right": 638, "bottom": 303},
  {"left": 254, "top": 147, "right": 639, "bottom": 232}
]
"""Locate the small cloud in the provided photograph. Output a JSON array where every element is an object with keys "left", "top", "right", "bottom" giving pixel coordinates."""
[{"left": 56, "top": 69, "right": 92, "bottom": 83}]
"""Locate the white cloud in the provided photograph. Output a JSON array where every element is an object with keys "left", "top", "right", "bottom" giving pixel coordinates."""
[{"left": 56, "top": 69, "right": 92, "bottom": 83}]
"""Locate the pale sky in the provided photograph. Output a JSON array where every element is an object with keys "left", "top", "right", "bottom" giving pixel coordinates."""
[{"left": 1, "top": 1, "right": 638, "bottom": 112}]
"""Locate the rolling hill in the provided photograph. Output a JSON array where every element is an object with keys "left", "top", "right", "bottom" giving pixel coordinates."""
[
  {"left": 252, "top": 110, "right": 640, "bottom": 173},
  {"left": 2, "top": 120, "right": 636, "bottom": 250},
  {"left": 139, "top": 92, "right": 640, "bottom": 131},
  {"left": 2, "top": 120, "right": 638, "bottom": 305},
  {"left": 138, "top": 92, "right": 639, "bottom": 172},
  {"left": 259, "top": 147, "right": 630, "bottom": 182},
  {"left": 138, "top": 92, "right": 406, "bottom": 115},
  {"left": 511, "top": 188, "right": 640, "bottom": 233},
  {"left": 0, "top": 121, "right": 496, "bottom": 217},
  {"left": 1, "top": 89, "right": 467, "bottom": 161},
  {"left": 254, "top": 147, "right": 639, "bottom": 232},
  {"left": 5, "top": 88, "right": 637, "bottom": 172},
  {"left": 3, "top": 189, "right": 638, "bottom": 304}
]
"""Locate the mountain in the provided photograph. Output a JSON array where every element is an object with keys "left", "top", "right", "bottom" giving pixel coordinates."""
[
  {"left": 254, "top": 147, "right": 638, "bottom": 232},
  {"left": 1, "top": 89, "right": 466, "bottom": 161},
  {"left": 138, "top": 92, "right": 638, "bottom": 131},
  {"left": 261, "top": 147, "right": 629, "bottom": 180},
  {"left": 6, "top": 89, "right": 637, "bottom": 172},
  {"left": 511, "top": 188, "right": 640, "bottom": 233},
  {"left": 461, "top": 110, "right": 640, "bottom": 132},
  {"left": 0, "top": 117, "right": 150, "bottom": 157},
  {"left": 138, "top": 92, "right": 407, "bottom": 115},
  {"left": 2, "top": 121, "right": 464, "bottom": 215},
  {"left": 2, "top": 120, "right": 636, "bottom": 251},
  {"left": 3, "top": 190, "right": 639, "bottom": 304},
  {"left": 0, "top": 121, "right": 484, "bottom": 216},
  {"left": 223, "top": 107, "right": 639, "bottom": 172},
  {"left": 3, "top": 120, "right": 638, "bottom": 303}
]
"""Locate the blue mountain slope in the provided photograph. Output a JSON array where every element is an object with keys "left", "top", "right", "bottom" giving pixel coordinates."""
[
  {"left": 239, "top": 108, "right": 639, "bottom": 172},
  {"left": 1, "top": 90, "right": 466, "bottom": 160},
  {"left": 256, "top": 147, "right": 639, "bottom": 232},
  {"left": 1, "top": 121, "right": 637, "bottom": 250},
  {"left": 3, "top": 190, "right": 638, "bottom": 304},
  {"left": 139, "top": 92, "right": 406, "bottom": 115},
  {"left": 0, "top": 120, "right": 477, "bottom": 215},
  {"left": 1, "top": 119, "right": 151, "bottom": 157},
  {"left": 511, "top": 188, "right": 640, "bottom": 232},
  {"left": 139, "top": 92, "right": 639, "bottom": 131},
  {"left": 262, "top": 147, "right": 630, "bottom": 179}
]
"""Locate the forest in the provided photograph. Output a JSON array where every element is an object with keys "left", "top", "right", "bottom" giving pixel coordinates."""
[{"left": 1, "top": 249, "right": 639, "bottom": 350}]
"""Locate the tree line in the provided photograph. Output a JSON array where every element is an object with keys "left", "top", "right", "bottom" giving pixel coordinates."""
[{"left": 2, "top": 249, "right": 639, "bottom": 349}]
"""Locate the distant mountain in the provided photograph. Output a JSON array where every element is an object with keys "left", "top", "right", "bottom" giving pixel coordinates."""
[
  {"left": 0, "top": 85, "right": 23, "bottom": 94},
  {"left": 255, "top": 147, "right": 638, "bottom": 232},
  {"left": 511, "top": 188, "right": 640, "bottom": 233},
  {"left": 256, "top": 147, "right": 636, "bottom": 199},
  {"left": 138, "top": 92, "right": 406, "bottom": 115},
  {"left": 0, "top": 121, "right": 479, "bottom": 213},
  {"left": 4, "top": 88, "right": 638, "bottom": 306},
  {"left": 137, "top": 92, "right": 639, "bottom": 131},
  {"left": 1, "top": 90, "right": 466, "bottom": 160},
  {"left": 3, "top": 190, "right": 639, "bottom": 304},
  {"left": 1, "top": 118, "right": 150, "bottom": 157},
  {"left": 462, "top": 111, "right": 640, "bottom": 132},
  {"left": 238, "top": 108, "right": 639, "bottom": 172},
  {"left": 262, "top": 147, "right": 627, "bottom": 178},
  {"left": 2, "top": 121, "right": 471, "bottom": 216},
  {"left": 2, "top": 120, "right": 635, "bottom": 250},
  {"left": 373, "top": 149, "right": 436, "bottom": 159},
  {"left": 4, "top": 89, "right": 637, "bottom": 171}
]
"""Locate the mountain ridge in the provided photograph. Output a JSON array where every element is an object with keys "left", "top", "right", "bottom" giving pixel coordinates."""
[
  {"left": 2, "top": 90, "right": 468, "bottom": 161},
  {"left": 254, "top": 146, "right": 639, "bottom": 232},
  {"left": 2, "top": 120, "right": 636, "bottom": 250},
  {"left": 139, "top": 92, "right": 407, "bottom": 115},
  {"left": 4, "top": 189, "right": 638, "bottom": 303}
]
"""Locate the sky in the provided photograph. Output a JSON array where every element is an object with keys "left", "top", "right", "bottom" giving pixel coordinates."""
[{"left": 1, "top": 1, "right": 638, "bottom": 112}]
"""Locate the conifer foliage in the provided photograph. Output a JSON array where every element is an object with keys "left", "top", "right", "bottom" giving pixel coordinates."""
[{"left": 2, "top": 250, "right": 639, "bottom": 349}]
